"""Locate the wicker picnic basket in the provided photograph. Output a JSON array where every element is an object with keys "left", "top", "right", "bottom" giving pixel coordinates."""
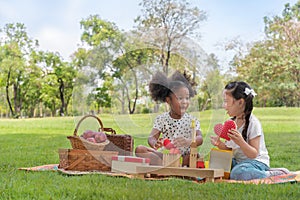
[
  {"left": 67, "top": 114, "right": 134, "bottom": 155},
  {"left": 67, "top": 115, "right": 110, "bottom": 151},
  {"left": 58, "top": 149, "right": 118, "bottom": 171},
  {"left": 59, "top": 114, "right": 134, "bottom": 171}
]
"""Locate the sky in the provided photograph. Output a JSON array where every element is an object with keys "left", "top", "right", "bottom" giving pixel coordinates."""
[{"left": 0, "top": 0, "right": 298, "bottom": 63}]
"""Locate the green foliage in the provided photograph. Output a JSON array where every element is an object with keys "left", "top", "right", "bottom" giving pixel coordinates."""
[
  {"left": 79, "top": 15, "right": 143, "bottom": 114},
  {"left": 141, "top": 107, "right": 151, "bottom": 114},
  {"left": 0, "top": 23, "right": 38, "bottom": 118},
  {"left": 232, "top": 2, "right": 300, "bottom": 107},
  {"left": 0, "top": 23, "right": 77, "bottom": 118},
  {"left": 0, "top": 108, "right": 299, "bottom": 199},
  {"left": 1, "top": 1, "right": 299, "bottom": 120},
  {"left": 80, "top": 15, "right": 121, "bottom": 47},
  {"left": 198, "top": 54, "right": 224, "bottom": 110},
  {"left": 94, "top": 86, "right": 112, "bottom": 111}
]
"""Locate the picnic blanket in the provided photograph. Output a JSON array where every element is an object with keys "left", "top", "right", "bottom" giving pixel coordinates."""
[
  {"left": 19, "top": 164, "right": 300, "bottom": 184},
  {"left": 18, "top": 164, "right": 181, "bottom": 181}
]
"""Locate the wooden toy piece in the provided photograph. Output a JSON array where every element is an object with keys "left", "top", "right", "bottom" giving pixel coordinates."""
[
  {"left": 196, "top": 154, "right": 205, "bottom": 168},
  {"left": 189, "top": 119, "right": 198, "bottom": 168},
  {"left": 136, "top": 166, "right": 224, "bottom": 182},
  {"left": 163, "top": 153, "right": 181, "bottom": 167},
  {"left": 196, "top": 160, "right": 205, "bottom": 168},
  {"left": 189, "top": 142, "right": 197, "bottom": 168},
  {"left": 111, "top": 156, "right": 150, "bottom": 174},
  {"left": 209, "top": 148, "right": 233, "bottom": 179},
  {"left": 162, "top": 138, "right": 181, "bottom": 167}
]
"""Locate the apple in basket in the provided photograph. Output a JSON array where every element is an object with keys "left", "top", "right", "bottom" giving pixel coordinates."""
[
  {"left": 94, "top": 132, "right": 107, "bottom": 143},
  {"left": 86, "top": 137, "right": 96, "bottom": 143},
  {"left": 82, "top": 130, "right": 96, "bottom": 139}
]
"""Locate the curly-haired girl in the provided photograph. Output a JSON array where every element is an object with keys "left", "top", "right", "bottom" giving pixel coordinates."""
[{"left": 135, "top": 70, "right": 203, "bottom": 166}]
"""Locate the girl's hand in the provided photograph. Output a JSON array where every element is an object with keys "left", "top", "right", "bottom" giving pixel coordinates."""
[
  {"left": 153, "top": 138, "right": 163, "bottom": 150},
  {"left": 228, "top": 129, "right": 243, "bottom": 145},
  {"left": 210, "top": 135, "right": 221, "bottom": 146},
  {"left": 173, "top": 137, "right": 191, "bottom": 147}
]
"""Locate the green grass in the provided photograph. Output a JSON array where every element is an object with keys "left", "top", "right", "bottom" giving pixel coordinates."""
[{"left": 0, "top": 107, "right": 299, "bottom": 199}]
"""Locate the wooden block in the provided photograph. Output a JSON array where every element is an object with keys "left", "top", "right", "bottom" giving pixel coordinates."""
[
  {"left": 136, "top": 166, "right": 224, "bottom": 182},
  {"left": 163, "top": 154, "right": 181, "bottom": 167},
  {"left": 111, "top": 156, "right": 150, "bottom": 174},
  {"left": 189, "top": 142, "right": 198, "bottom": 168},
  {"left": 209, "top": 148, "right": 233, "bottom": 179}
]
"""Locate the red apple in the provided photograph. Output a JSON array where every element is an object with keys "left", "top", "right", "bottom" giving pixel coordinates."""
[
  {"left": 94, "top": 132, "right": 107, "bottom": 143},
  {"left": 82, "top": 130, "right": 95, "bottom": 139},
  {"left": 86, "top": 137, "right": 96, "bottom": 143}
]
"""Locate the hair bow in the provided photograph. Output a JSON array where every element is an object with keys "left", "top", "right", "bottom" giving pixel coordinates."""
[{"left": 244, "top": 88, "right": 257, "bottom": 97}]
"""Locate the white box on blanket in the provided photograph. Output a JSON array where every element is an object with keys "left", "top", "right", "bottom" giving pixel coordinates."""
[
  {"left": 111, "top": 156, "right": 150, "bottom": 174},
  {"left": 209, "top": 148, "right": 233, "bottom": 179}
]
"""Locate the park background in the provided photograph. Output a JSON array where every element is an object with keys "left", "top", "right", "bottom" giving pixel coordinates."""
[
  {"left": 0, "top": 0, "right": 299, "bottom": 118},
  {"left": 0, "top": 0, "right": 299, "bottom": 199}
]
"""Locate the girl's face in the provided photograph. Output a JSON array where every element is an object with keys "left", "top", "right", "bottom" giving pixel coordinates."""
[
  {"left": 167, "top": 87, "right": 190, "bottom": 119},
  {"left": 223, "top": 90, "right": 245, "bottom": 117}
]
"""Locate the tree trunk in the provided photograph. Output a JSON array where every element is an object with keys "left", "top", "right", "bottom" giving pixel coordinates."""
[
  {"left": 128, "top": 71, "right": 139, "bottom": 114},
  {"left": 58, "top": 78, "right": 65, "bottom": 116},
  {"left": 201, "top": 98, "right": 211, "bottom": 111},
  {"left": 13, "top": 83, "right": 22, "bottom": 118},
  {"left": 121, "top": 89, "right": 125, "bottom": 114},
  {"left": 5, "top": 69, "right": 14, "bottom": 117},
  {"left": 165, "top": 50, "right": 171, "bottom": 76}
]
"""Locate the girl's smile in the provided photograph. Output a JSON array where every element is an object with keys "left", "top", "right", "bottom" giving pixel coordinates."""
[{"left": 168, "top": 87, "right": 190, "bottom": 119}]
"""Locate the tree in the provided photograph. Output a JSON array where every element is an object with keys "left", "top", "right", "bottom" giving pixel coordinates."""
[
  {"left": 135, "top": 0, "right": 206, "bottom": 75},
  {"left": 112, "top": 48, "right": 155, "bottom": 114},
  {"left": 94, "top": 86, "right": 112, "bottom": 113},
  {"left": 200, "top": 53, "right": 224, "bottom": 110},
  {"left": 79, "top": 15, "right": 153, "bottom": 114},
  {"left": 37, "top": 51, "right": 76, "bottom": 116},
  {"left": 20, "top": 56, "right": 43, "bottom": 117},
  {"left": 231, "top": 2, "right": 300, "bottom": 107},
  {"left": 0, "top": 23, "right": 39, "bottom": 118}
]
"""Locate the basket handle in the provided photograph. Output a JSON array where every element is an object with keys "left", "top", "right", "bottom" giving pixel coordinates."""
[
  {"left": 73, "top": 115, "right": 104, "bottom": 136},
  {"left": 103, "top": 127, "right": 116, "bottom": 135}
]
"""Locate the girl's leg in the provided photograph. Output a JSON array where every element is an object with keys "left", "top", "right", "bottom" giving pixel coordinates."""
[
  {"left": 135, "top": 145, "right": 163, "bottom": 165},
  {"left": 231, "top": 158, "right": 237, "bottom": 168},
  {"left": 230, "top": 159, "right": 269, "bottom": 180}
]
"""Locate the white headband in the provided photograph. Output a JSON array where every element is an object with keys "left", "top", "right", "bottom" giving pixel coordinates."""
[{"left": 244, "top": 88, "right": 257, "bottom": 97}]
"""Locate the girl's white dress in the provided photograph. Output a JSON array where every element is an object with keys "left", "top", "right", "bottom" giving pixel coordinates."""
[{"left": 153, "top": 112, "right": 201, "bottom": 156}]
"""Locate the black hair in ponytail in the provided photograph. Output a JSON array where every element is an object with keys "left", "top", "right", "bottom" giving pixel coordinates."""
[{"left": 224, "top": 81, "right": 255, "bottom": 141}]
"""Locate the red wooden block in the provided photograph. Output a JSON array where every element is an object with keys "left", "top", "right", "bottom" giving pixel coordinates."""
[{"left": 197, "top": 161, "right": 205, "bottom": 168}]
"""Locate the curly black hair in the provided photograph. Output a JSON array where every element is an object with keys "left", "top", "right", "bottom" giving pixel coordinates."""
[{"left": 149, "top": 70, "right": 197, "bottom": 102}]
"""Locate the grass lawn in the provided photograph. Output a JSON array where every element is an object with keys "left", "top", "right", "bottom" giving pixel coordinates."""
[{"left": 0, "top": 107, "right": 299, "bottom": 199}]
